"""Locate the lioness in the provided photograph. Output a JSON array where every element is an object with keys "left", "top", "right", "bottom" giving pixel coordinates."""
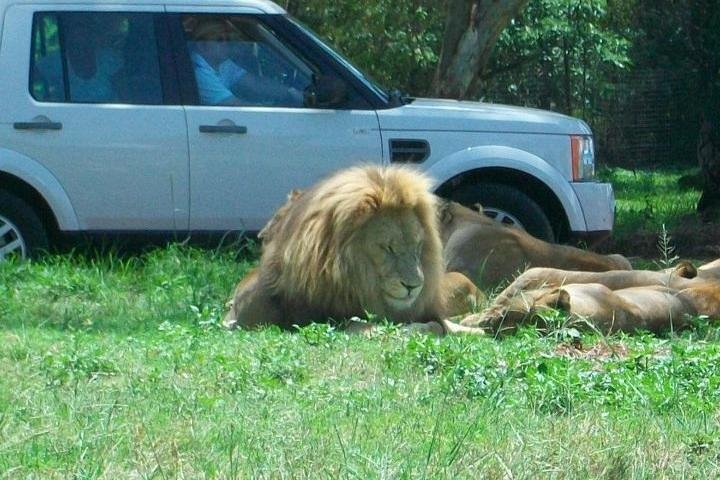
[
  {"left": 439, "top": 200, "right": 631, "bottom": 289},
  {"left": 463, "top": 259, "right": 720, "bottom": 334}
]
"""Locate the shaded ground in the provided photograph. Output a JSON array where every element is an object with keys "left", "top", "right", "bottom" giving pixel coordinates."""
[
  {"left": 596, "top": 167, "right": 720, "bottom": 260},
  {"left": 600, "top": 216, "right": 720, "bottom": 260}
]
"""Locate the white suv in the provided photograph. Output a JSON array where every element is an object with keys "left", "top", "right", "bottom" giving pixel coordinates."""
[{"left": 0, "top": 0, "right": 613, "bottom": 259}]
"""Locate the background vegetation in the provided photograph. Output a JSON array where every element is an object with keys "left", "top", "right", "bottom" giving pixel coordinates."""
[{"left": 289, "top": 0, "right": 719, "bottom": 168}]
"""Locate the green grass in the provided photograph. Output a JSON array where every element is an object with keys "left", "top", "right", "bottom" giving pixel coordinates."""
[
  {"left": 2, "top": 244, "right": 720, "bottom": 478},
  {"left": 1, "top": 168, "right": 719, "bottom": 477}
]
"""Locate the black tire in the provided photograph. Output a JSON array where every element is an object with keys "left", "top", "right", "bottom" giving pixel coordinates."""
[
  {"left": 0, "top": 190, "right": 49, "bottom": 260},
  {"left": 450, "top": 182, "right": 556, "bottom": 242}
]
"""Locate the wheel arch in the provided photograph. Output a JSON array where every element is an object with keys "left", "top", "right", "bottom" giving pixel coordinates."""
[
  {"left": 436, "top": 168, "right": 570, "bottom": 240},
  {"left": 0, "top": 171, "right": 61, "bottom": 238},
  {"left": 427, "top": 146, "right": 585, "bottom": 241},
  {"left": 0, "top": 149, "right": 79, "bottom": 233}
]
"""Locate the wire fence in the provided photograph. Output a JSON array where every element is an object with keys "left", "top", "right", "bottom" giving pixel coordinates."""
[{"left": 485, "top": 67, "right": 703, "bottom": 169}]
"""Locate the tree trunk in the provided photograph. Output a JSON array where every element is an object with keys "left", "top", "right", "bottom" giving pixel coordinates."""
[
  {"left": 283, "top": 0, "right": 299, "bottom": 15},
  {"left": 697, "top": 118, "right": 720, "bottom": 221},
  {"left": 433, "top": 0, "right": 529, "bottom": 99}
]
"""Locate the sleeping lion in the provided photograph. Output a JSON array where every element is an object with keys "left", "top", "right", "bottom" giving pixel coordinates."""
[
  {"left": 223, "top": 165, "right": 484, "bottom": 335},
  {"left": 463, "top": 258, "right": 720, "bottom": 335},
  {"left": 438, "top": 200, "right": 631, "bottom": 289}
]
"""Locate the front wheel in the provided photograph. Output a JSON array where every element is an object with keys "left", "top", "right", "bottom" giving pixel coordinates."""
[
  {"left": 0, "top": 191, "right": 49, "bottom": 260},
  {"left": 450, "top": 182, "right": 555, "bottom": 242}
]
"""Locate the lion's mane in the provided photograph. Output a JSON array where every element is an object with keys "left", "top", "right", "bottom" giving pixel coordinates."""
[{"left": 257, "top": 165, "right": 445, "bottom": 327}]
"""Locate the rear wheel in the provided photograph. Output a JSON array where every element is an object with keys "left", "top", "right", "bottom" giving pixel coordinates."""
[
  {"left": 0, "top": 191, "right": 49, "bottom": 260},
  {"left": 450, "top": 182, "right": 555, "bottom": 242}
]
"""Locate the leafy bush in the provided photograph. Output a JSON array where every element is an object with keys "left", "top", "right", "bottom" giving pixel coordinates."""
[{"left": 291, "top": 0, "right": 444, "bottom": 95}]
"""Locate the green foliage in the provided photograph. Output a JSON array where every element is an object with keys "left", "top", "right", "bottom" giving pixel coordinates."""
[
  {"left": 484, "top": 0, "right": 632, "bottom": 118},
  {"left": 624, "top": 0, "right": 720, "bottom": 165},
  {"left": 290, "top": 0, "right": 444, "bottom": 95},
  {"left": 296, "top": 322, "right": 341, "bottom": 347},
  {"left": 0, "top": 244, "right": 253, "bottom": 332},
  {"left": 289, "top": 0, "right": 633, "bottom": 109},
  {"left": 402, "top": 331, "right": 720, "bottom": 415},
  {"left": 631, "top": 0, "right": 720, "bottom": 104}
]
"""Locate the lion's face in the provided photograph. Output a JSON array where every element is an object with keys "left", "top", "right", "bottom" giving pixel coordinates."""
[
  {"left": 259, "top": 165, "right": 445, "bottom": 326},
  {"left": 354, "top": 209, "right": 427, "bottom": 312}
]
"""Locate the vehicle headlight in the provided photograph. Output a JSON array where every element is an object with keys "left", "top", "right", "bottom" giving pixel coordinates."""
[{"left": 571, "top": 135, "right": 595, "bottom": 181}]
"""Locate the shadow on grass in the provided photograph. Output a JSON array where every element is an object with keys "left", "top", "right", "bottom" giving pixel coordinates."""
[{"left": 598, "top": 166, "right": 719, "bottom": 258}]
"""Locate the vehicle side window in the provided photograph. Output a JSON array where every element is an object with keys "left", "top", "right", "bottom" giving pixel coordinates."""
[
  {"left": 181, "top": 14, "right": 318, "bottom": 107},
  {"left": 30, "top": 12, "right": 163, "bottom": 104}
]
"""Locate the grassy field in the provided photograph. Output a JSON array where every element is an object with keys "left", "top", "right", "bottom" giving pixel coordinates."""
[{"left": 2, "top": 168, "right": 720, "bottom": 478}]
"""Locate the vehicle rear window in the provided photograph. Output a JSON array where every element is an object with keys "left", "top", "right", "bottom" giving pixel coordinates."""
[{"left": 30, "top": 12, "right": 163, "bottom": 104}]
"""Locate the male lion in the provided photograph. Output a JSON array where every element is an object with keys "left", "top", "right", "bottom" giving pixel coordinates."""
[
  {"left": 463, "top": 258, "right": 720, "bottom": 335},
  {"left": 223, "top": 165, "right": 484, "bottom": 335},
  {"left": 439, "top": 200, "right": 632, "bottom": 289}
]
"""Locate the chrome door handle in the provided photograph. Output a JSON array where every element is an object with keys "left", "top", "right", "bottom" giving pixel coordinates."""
[
  {"left": 199, "top": 125, "right": 247, "bottom": 134},
  {"left": 13, "top": 121, "right": 63, "bottom": 130}
]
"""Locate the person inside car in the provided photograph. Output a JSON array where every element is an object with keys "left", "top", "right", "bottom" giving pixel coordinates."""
[
  {"left": 186, "top": 17, "right": 304, "bottom": 107},
  {"left": 34, "top": 14, "right": 126, "bottom": 102}
]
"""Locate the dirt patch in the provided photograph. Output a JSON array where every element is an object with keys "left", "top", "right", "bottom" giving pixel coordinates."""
[{"left": 599, "top": 218, "right": 720, "bottom": 260}]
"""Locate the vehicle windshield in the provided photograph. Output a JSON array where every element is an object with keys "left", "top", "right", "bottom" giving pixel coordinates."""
[{"left": 285, "top": 16, "right": 391, "bottom": 103}]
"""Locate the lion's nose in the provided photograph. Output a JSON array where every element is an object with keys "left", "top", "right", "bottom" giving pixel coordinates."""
[{"left": 401, "top": 281, "right": 421, "bottom": 296}]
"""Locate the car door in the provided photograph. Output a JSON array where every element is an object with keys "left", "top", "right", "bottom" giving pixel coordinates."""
[
  {"left": 0, "top": 6, "right": 189, "bottom": 231},
  {"left": 168, "top": 11, "right": 383, "bottom": 232}
]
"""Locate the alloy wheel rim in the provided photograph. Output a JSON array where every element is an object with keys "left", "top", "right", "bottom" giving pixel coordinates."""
[
  {"left": 0, "top": 214, "right": 27, "bottom": 260},
  {"left": 483, "top": 208, "right": 525, "bottom": 229}
]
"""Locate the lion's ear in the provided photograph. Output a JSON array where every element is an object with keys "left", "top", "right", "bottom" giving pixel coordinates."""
[
  {"left": 437, "top": 198, "right": 453, "bottom": 225},
  {"left": 259, "top": 189, "right": 305, "bottom": 243},
  {"left": 674, "top": 260, "right": 697, "bottom": 279},
  {"left": 555, "top": 288, "right": 572, "bottom": 311}
]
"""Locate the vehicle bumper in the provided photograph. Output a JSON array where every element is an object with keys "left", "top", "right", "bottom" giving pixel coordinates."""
[{"left": 571, "top": 181, "right": 615, "bottom": 232}]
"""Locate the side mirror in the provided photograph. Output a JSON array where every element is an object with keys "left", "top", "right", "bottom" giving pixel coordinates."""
[{"left": 304, "top": 75, "right": 348, "bottom": 108}]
